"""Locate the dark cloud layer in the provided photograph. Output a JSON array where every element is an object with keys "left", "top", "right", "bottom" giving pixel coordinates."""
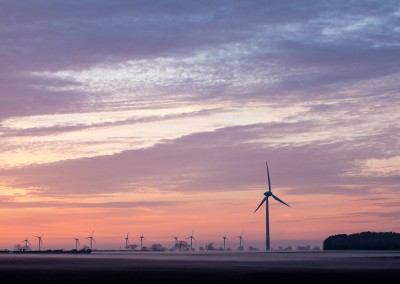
[{"left": 1, "top": 1, "right": 399, "bottom": 120}]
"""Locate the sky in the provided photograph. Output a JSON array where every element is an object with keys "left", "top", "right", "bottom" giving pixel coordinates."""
[{"left": 0, "top": 0, "right": 399, "bottom": 251}]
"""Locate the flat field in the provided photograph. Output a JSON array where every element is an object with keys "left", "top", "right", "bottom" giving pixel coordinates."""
[{"left": 0, "top": 251, "right": 399, "bottom": 283}]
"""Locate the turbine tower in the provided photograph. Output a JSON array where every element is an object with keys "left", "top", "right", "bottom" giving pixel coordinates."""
[
  {"left": 125, "top": 233, "right": 129, "bottom": 250},
  {"left": 73, "top": 238, "right": 80, "bottom": 250},
  {"left": 186, "top": 231, "right": 196, "bottom": 251},
  {"left": 222, "top": 235, "right": 227, "bottom": 251},
  {"left": 86, "top": 231, "right": 96, "bottom": 250},
  {"left": 254, "top": 161, "right": 290, "bottom": 251},
  {"left": 35, "top": 233, "right": 44, "bottom": 251},
  {"left": 235, "top": 233, "right": 244, "bottom": 250},
  {"left": 140, "top": 234, "right": 146, "bottom": 250}
]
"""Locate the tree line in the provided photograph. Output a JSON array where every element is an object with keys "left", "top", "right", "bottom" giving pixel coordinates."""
[{"left": 323, "top": 231, "right": 400, "bottom": 250}]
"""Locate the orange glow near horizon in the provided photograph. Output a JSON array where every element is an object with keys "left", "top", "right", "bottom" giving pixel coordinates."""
[{"left": 1, "top": 185, "right": 399, "bottom": 250}]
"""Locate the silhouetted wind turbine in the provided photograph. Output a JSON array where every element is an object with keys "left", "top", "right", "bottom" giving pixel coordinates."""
[
  {"left": 23, "top": 237, "right": 31, "bottom": 251},
  {"left": 125, "top": 233, "right": 129, "bottom": 250},
  {"left": 35, "top": 233, "right": 44, "bottom": 251},
  {"left": 254, "top": 161, "right": 290, "bottom": 251},
  {"left": 186, "top": 231, "right": 196, "bottom": 251},
  {"left": 236, "top": 233, "right": 244, "bottom": 250},
  {"left": 73, "top": 238, "right": 80, "bottom": 250},
  {"left": 140, "top": 234, "right": 146, "bottom": 250},
  {"left": 222, "top": 235, "right": 227, "bottom": 251},
  {"left": 86, "top": 231, "right": 96, "bottom": 250}
]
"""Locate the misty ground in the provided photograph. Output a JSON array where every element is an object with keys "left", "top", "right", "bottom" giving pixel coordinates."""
[{"left": 0, "top": 251, "right": 399, "bottom": 283}]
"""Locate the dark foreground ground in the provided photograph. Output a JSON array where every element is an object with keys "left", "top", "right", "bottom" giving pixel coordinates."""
[{"left": 0, "top": 251, "right": 399, "bottom": 284}]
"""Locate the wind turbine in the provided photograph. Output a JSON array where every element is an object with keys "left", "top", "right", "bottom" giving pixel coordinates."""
[
  {"left": 236, "top": 233, "right": 244, "bottom": 250},
  {"left": 222, "top": 235, "right": 227, "bottom": 251},
  {"left": 23, "top": 237, "right": 31, "bottom": 251},
  {"left": 254, "top": 161, "right": 290, "bottom": 251},
  {"left": 186, "top": 231, "right": 196, "bottom": 251},
  {"left": 125, "top": 233, "right": 129, "bottom": 250},
  {"left": 35, "top": 233, "right": 44, "bottom": 251},
  {"left": 86, "top": 231, "right": 96, "bottom": 250},
  {"left": 73, "top": 238, "right": 80, "bottom": 250},
  {"left": 139, "top": 234, "right": 146, "bottom": 250},
  {"left": 172, "top": 235, "right": 179, "bottom": 245}
]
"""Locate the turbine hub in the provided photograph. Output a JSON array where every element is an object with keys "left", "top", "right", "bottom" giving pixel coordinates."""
[{"left": 264, "top": 191, "right": 272, "bottom": 197}]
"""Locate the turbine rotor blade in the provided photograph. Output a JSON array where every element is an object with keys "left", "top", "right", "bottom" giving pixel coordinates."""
[
  {"left": 254, "top": 197, "right": 267, "bottom": 213},
  {"left": 272, "top": 194, "right": 291, "bottom": 207},
  {"left": 266, "top": 161, "right": 272, "bottom": 192}
]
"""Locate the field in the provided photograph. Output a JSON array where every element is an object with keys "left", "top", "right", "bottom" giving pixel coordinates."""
[{"left": 0, "top": 251, "right": 399, "bottom": 283}]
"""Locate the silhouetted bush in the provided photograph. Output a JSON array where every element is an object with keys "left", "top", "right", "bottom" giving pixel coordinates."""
[
  {"left": 312, "top": 246, "right": 321, "bottom": 251},
  {"left": 150, "top": 244, "right": 166, "bottom": 251},
  {"left": 323, "top": 231, "right": 400, "bottom": 250},
  {"left": 248, "top": 246, "right": 259, "bottom": 251},
  {"left": 296, "top": 245, "right": 311, "bottom": 251}
]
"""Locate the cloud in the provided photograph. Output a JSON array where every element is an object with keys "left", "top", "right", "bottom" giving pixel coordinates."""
[
  {"left": 1, "top": 0, "right": 399, "bottom": 123},
  {"left": 2, "top": 119, "right": 398, "bottom": 197},
  {"left": 0, "top": 200, "right": 179, "bottom": 209}
]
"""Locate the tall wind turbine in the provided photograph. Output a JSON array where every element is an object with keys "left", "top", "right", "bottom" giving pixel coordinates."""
[
  {"left": 235, "top": 233, "right": 244, "bottom": 250},
  {"left": 140, "top": 234, "right": 146, "bottom": 250},
  {"left": 35, "top": 233, "right": 44, "bottom": 251},
  {"left": 222, "top": 235, "right": 227, "bottom": 251},
  {"left": 86, "top": 231, "right": 96, "bottom": 250},
  {"left": 73, "top": 238, "right": 80, "bottom": 250},
  {"left": 254, "top": 161, "right": 290, "bottom": 251},
  {"left": 125, "top": 233, "right": 129, "bottom": 250},
  {"left": 186, "top": 231, "right": 196, "bottom": 251}
]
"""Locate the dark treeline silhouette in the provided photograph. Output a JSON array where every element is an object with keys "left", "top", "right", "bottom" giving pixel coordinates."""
[{"left": 324, "top": 231, "right": 400, "bottom": 250}]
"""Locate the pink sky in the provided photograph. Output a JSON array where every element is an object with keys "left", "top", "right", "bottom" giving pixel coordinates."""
[{"left": 0, "top": 1, "right": 399, "bottom": 250}]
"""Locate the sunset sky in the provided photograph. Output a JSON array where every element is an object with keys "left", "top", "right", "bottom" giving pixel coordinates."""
[{"left": 0, "top": 1, "right": 399, "bottom": 250}]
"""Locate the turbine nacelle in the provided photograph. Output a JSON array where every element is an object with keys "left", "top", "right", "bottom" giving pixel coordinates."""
[{"left": 264, "top": 191, "right": 272, "bottom": 197}]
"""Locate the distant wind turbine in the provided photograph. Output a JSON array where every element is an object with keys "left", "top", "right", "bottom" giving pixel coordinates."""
[
  {"left": 140, "top": 234, "right": 146, "bottom": 250},
  {"left": 23, "top": 237, "right": 31, "bottom": 251},
  {"left": 236, "top": 233, "right": 244, "bottom": 250},
  {"left": 222, "top": 235, "right": 227, "bottom": 251},
  {"left": 172, "top": 235, "right": 179, "bottom": 245},
  {"left": 254, "top": 161, "right": 290, "bottom": 251},
  {"left": 73, "top": 237, "right": 80, "bottom": 250},
  {"left": 86, "top": 231, "right": 96, "bottom": 250},
  {"left": 186, "top": 231, "right": 196, "bottom": 251},
  {"left": 35, "top": 233, "right": 44, "bottom": 251},
  {"left": 125, "top": 233, "right": 129, "bottom": 250}
]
